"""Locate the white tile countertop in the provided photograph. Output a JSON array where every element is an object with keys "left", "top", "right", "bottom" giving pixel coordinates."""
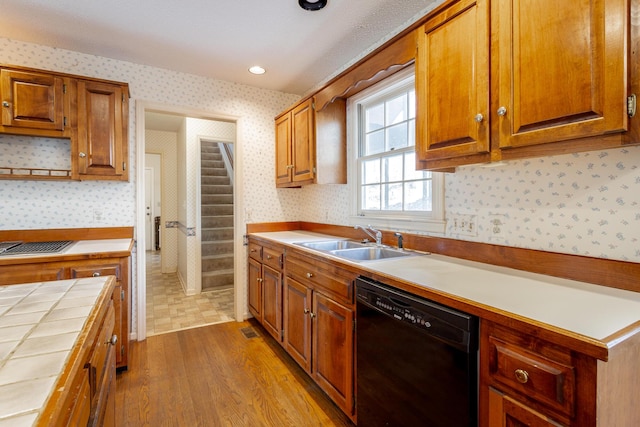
[
  {"left": 251, "top": 231, "right": 640, "bottom": 346},
  {"left": 0, "top": 276, "right": 112, "bottom": 426}
]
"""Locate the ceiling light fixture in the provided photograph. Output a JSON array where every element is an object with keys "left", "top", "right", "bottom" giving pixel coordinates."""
[
  {"left": 248, "top": 66, "right": 266, "bottom": 75},
  {"left": 299, "top": 0, "right": 327, "bottom": 11}
]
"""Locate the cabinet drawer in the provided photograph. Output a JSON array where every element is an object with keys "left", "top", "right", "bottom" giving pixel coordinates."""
[
  {"left": 0, "top": 265, "right": 65, "bottom": 285},
  {"left": 89, "top": 302, "right": 115, "bottom": 398},
  {"left": 248, "top": 242, "right": 263, "bottom": 261},
  {"left": 71, "top": 264, "right": 121, "bottom": 281},
  {"left": 488, "top": 332, "right": 575, "bottom": 418},
  {"left": 285, "top": 251, "right": 355, "bottom": 304},
  {"left": 263, "top": 246, "right": 282, "bottom": 271}
]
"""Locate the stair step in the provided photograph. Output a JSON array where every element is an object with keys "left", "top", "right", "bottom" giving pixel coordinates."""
[
  {"left": 201, "top": 160, "right": 226, "bottom": 169},
  {"left": 201, "top": 270, "right": 234, "bottom": 291},
  {"left": 201, "top": 175, "right": 230, "bottom": 185},
  {"left": 202, "top": 227, "right": 234, "bottom": 240},
  {"left": 202, "top": 254, "right": 234, "bottom": 271},
  {"left": 201, "top": 167, "right": 229, "bottom": 177},
  {"left": 202, "top": 205, "right": 233, "bottom": 216},
  {"left": 201, "top": 146, "right": 221, "bottom": 154},
  {"left": 201, "top": 184, "right": 233, "bottom": 194},
  {"left": 202, "top": 215, "right": 233, "bottom": 228},
  {"left": 202, "top": 240, "right": 234, "bottom": 256},
  {"left": 201, "top": 153, "right": 223, "bottom": 161},
  {"left": 202, "top": 194, "right": 233, "bottom": 204}
]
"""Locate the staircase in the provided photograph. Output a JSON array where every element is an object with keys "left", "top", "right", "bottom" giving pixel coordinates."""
[{"left": 200, "top": 141, "right": 234, "bottom": 291}]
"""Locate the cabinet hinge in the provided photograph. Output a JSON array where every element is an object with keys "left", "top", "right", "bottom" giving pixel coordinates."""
[
  {"left": 121, "top": 289, "right": 125, "bottom": 301},
  {"left": 280, "top": 330, "right": 284, "bottom": 341},
  {"left": 312, "top": 101, "right": 316, "bottom": 110},
  {"left": 121, "top": 345, "right": 124, "bottom": 356},
  {"left": 122, "top": 162, "right": 126, "bottom": 171},
  {"left": 243, "top": 234, "right": 249, "bottom": 246},
  {"left": 122, "top": 93, "right": 125, "bottom": 103},
  {"left": 63, "top": 117, "right": 67, "bottom": 127},
  {"left": 63, "top": 84, "right": 67, "bottom": 94},
  {"left": 628, "top": 94, "right": 637, "bottom": 117}
]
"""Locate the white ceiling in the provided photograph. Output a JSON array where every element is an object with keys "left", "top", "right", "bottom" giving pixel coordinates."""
[{"left": 0, "top": 0, "right": 442, "bottom": 96}]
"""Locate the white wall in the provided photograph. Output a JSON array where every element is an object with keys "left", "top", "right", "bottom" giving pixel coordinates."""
[{"left": 145, "top": 130, "right": 179, "bottom": 273}]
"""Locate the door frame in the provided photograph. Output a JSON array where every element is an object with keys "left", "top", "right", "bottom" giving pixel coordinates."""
[{"left": 135, "top": 100, "right": 244, "bottom": 341}]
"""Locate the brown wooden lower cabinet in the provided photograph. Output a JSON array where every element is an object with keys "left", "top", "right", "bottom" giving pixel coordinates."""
[
  {"left": 0, "top": 256, "right": 130, "bottom": 370},
  {"left": 39, "top": 278, "right": 116, "bottom": 426},
  {"left": 247, "top": 237, "right": 357, "bottom": 420},
  {"left": 488, "top": 388, "right": 563, "bottom": 427}
]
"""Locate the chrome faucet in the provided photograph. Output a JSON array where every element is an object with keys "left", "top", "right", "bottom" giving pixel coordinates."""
[{"left": 355, "top": 225, "right": 383, "bottom": 246}]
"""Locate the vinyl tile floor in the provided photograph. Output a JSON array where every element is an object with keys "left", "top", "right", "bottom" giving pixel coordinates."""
[{"left": 146, "top": 251, "right": 235, "bottom": 336}]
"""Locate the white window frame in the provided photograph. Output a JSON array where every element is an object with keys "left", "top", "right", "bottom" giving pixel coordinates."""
[{"left": 347, "top": 66, "right": 445, "bottom": 234}]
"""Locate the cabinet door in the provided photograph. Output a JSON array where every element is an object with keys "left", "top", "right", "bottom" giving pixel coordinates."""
[
  {"left": 283, "top": 277, "right": 312, "bottom": 372},
  {"left": 76, "top": 80, "right": 128, "bottom": 179},
  {"left": 261, "top": 264, "right": 282, "bottom": 342},
  {"left": 69, "top": 260, "right": 128, "bottom": 369},
  {"left": 416, "top": 0, "right": 490, "bottom": 163},
  {"left": 488, "top": 388, "right": 563, "bottom": 427},
  {"left": 312, "top": 292, "right": 354, "bottom": 416},
  {"left": 495, "top": 0, "right": 627, "bottom": 149},
  {"left": 0, "top": 69, "right": 65, "bottom": 131},
  {"left": 291, "top": 99, "right": 315, "bottom": 184},
  {"left": 248, "top": 258, "right": 263, "bottom": 321},
  {"left": 275, "top": 112, "right": 292, "bottom": 185}
]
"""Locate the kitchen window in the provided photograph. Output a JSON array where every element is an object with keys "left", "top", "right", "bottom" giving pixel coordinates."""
[{"left": 348, "top": 67, "right": 444, "bottom": 234}]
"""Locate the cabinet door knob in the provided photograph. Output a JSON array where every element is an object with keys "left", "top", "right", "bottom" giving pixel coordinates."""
[
  {"left": 79, "top": 152, "right": 87, "bottom": 158},
  {"left": 257, "top": 278, "right": 263, "bottom": 283},
  {"left": 306, "top": 272, "right": 313, "bottom": 278},
  {"left": 497, "top": 106, "right": 507, "bottom": 117},
  {"left": 2, "top": 101, "right": 9, "bottom": 108},
  {"left": 304, "top": 308, "right": 310, "bottom": 314},
  {"left": 107, "top": 335, "right": 118, "bottom": 346},
  {"left": 266, "top": 255, "right": 272, "bottom": 260},
  {"left": 93, "top": 272, "right": 101, "bottom": 277},
  {"left": 474, "top": 113, "right": 484, "bottom": 123},
  {"left": 514, "top": 369, "right": 529, "bottom": 384},
  {"left": 309, "top": 312, "right": 316, "bottom": 319}
]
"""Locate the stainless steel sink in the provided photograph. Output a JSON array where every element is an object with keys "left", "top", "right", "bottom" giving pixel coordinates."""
[
  {"left": 296, "top": 240, "right": 368, "bottom": 251},
  {"left": 329, "top": 246, "right": 414, "bottom": 262}
]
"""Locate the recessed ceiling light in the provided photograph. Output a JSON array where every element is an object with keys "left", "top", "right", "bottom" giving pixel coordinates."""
[
  {"left": 299, "top": 0, "right": 327, "bottom": 11},
  {"left": 248, "top": 66, "right": 266, "bottom": 75}
]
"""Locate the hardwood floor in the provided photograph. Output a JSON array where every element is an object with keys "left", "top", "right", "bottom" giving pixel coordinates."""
[{"left": 116, "top": 319, "right": 355, "bottom": 426}]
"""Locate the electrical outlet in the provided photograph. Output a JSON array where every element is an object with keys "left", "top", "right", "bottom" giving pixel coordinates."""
[
  {"left": 448, "top": 214, "right": 478, "bottom": 236},
  {"left": 93, "top": 209, "right": 103, "bottom": 223},
  {"left": 489, "top": 214, "right": 506, "bottom": 240}
]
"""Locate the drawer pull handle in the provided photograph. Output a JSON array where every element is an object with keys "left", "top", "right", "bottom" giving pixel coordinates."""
[
  {"left": 250, "top": 249, "right": 257, "bottom": 252},
  {"left": 107, "top": 335, "right": 118, "bottom": 346},
  {"left": 266, "top": 255, "right": 272, "bottom": 259},
  {"left": 93, "top": 272, "right": 101, "bottom": 277},
  {"left": 514, "top": 369, "right": 529, "bottom": 384},
  {"left": 306, "top": 272, "right": 313, "bottom": 278}
]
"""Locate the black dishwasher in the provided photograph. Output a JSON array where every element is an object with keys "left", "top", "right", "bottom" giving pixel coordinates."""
[{"left": 356, "top": 277, "right": 478, "bottom": 427}]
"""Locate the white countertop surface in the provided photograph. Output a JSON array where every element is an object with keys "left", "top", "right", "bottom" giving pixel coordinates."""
[
  {"left": 252, "top": 231, "right": 640, "bottom": 344},
  {"left": 0, "top": 239, "right": 132, "bottom": 261},
  {"left": 0, "top": 277, "right": 111, "bottom": 426}
]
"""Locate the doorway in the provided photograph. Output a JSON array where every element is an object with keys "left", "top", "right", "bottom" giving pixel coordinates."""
[{"left": 136, "top": 102, "right": 244, "bottom": 341}]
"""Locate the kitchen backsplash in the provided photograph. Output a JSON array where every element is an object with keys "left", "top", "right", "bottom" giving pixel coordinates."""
[{"left": 298, "top": 146, "right": 640, "bottom": 263}]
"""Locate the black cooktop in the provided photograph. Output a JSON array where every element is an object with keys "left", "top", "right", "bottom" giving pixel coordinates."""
[{"left": 0, "top": 240, "right": 74, "bottom": 256}]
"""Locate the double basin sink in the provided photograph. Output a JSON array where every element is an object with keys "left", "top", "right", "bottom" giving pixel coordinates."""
[{"left": 295, "top": 239, "right": 419, "bottom": 262}]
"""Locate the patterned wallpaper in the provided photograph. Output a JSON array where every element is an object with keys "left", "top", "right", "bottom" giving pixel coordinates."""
[{"left": 298, "top": 146, "right": 640, "bottom": 263}]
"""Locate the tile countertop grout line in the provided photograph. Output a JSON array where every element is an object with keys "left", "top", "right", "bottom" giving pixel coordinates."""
[{"left": 0, "top": 277, "right": 104, "bottom": 423}]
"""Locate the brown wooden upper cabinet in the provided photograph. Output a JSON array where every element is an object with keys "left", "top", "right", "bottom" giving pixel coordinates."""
[
  {"left": 0, "top": 65, "right": 129, "bottom": 181},
  {"left": 275, "top": 97, "right": 347, "bottom": 188},
  {"left": 276, "top": 98, "right": 316, "bottom": 187},
  {"left": 0, "top": 68, "right": 70, "bottom": 135},
  {"left": 416, "top": 0, "right": 632, "bottom": 170},
  {"left": 76, "top": 80, "right": 129, "bottom": 180}
]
